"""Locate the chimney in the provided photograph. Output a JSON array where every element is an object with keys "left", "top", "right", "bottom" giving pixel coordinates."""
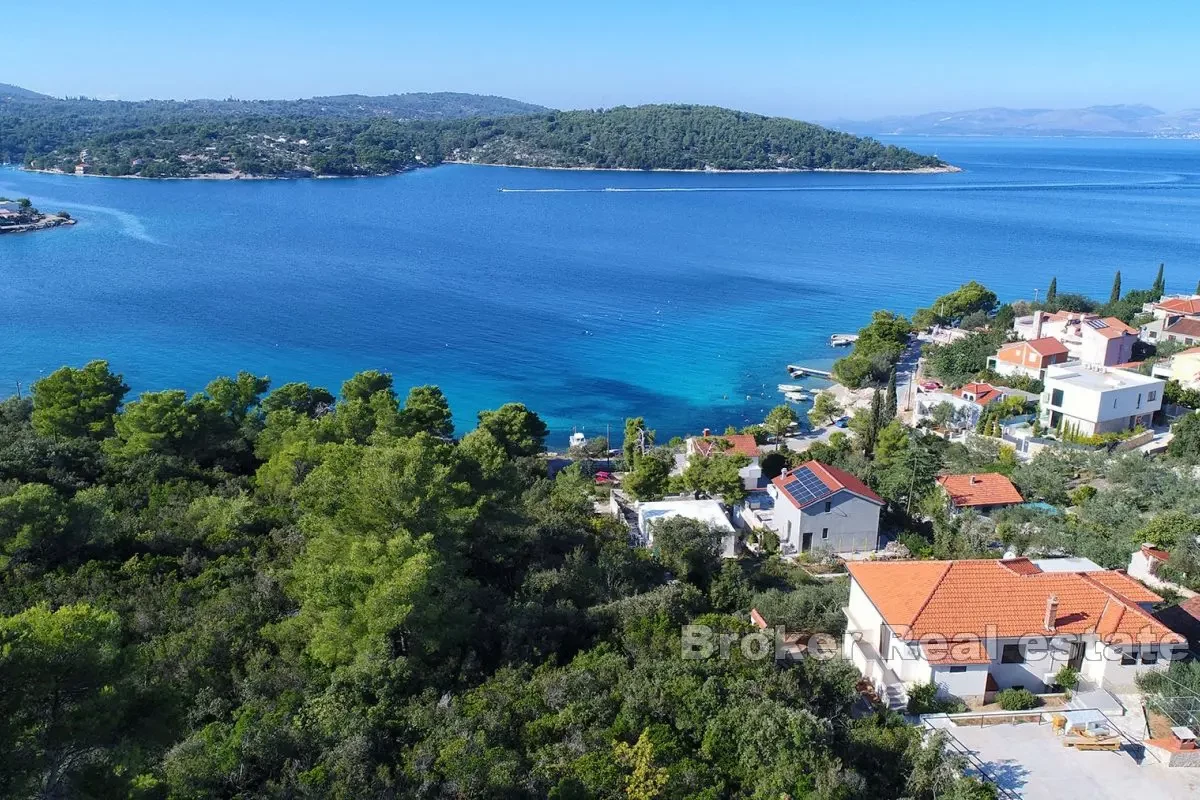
[
  {"left": 780, "top": 467, "right": 789, "bottom": 479},
  {"left": 970, "top": 475, "right": 979, "bottom": 485},
  {"left": 1034, "top": 311, "right": 1044, "bottom": 339},
  {"left": 1044, "top": 595, "right": 1058, "bottom": 632},
  {"left": 702, "top": 427, "right": 711, "bottom": 437}
]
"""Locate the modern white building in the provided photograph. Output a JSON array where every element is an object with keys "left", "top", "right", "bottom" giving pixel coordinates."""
[
  {"left": 843, "top": 558, "right": 1187, "bottom": 708},
  {"left": 766, "top": 462, "right": 884, "bottom": 555},
  {"left": 1039, "top": 363, "right": 1164, "bottom": 436},
  {"left": 636, "top": 498, "right": 739, "bottom": 558}
]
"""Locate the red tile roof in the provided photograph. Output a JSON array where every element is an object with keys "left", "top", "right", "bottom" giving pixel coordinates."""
[
  {"left": 771, "top": 460, "right": 884, "bottom": 509},
  {"left": 1090, "top": 317, "right": 1138, "bottom": 339},
  {"left": 1157, "top": 297, "right": 1200, "bottom": 316},
  {"left": 847, "top": 559, "right": 1183, "bottom": 664},
  {"left": 936, "top": 473, "right": 1024, "bottom": 508},
  {"left": 1164, "top": 318, "right": 1200, "bottom": 338},
  {"left": 953, "top": 382, "right": 1003, "bottom": 406},
  {"left": 1025, "top": 337, "right": 1071, "bottom": 357},
  {"left": 1141, "top": 543, "right": 1169, "bottom": 562},
  {"left": 691, "top": 433, "right": 759, "bottom": 459}
]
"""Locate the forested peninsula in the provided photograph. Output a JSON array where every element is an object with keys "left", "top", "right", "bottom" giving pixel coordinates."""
[{"left": 0, "top": 91, "right": 950, "bottom": 177}]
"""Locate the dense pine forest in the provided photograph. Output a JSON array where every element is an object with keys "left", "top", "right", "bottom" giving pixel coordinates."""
[
  {"left": 0, "top": 92, "right": 947, "bottom": 177},
  {"left": 0, "top": 361, "right": 991, "bottom": 799}
]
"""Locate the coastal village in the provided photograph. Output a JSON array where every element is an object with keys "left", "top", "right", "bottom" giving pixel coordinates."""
[{"left": 580, "top": 274, "right": 1200, "bottom": 797}]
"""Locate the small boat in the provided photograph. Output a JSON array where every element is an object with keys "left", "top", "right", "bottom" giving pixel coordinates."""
[
  {"left": 778, "top": 383, "right": 807, "bottom": 392},
  {"left": 784, "top": 391, "right": 810, "bottom": 402},
  {"left": 829, "top": 334, "right": 859, "bottom": 347}
]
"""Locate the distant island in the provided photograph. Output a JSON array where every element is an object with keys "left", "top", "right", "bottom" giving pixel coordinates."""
[
  {"left": 0, "top": 197, "right": 74, "bottom": 234},
  {"left": 829, "top": 103, "right": 1200, "bottom": 138},
  {"left": 0, "top": 87, "right": 952, "bottom": 178}
]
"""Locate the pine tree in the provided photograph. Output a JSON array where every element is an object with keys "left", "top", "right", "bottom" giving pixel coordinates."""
[
  {"left": 1153, "top": 263, "right": 1165, "bottom": 297},
  {"left": 1046, "top": 277, "right": 1057, "bottom": 303},
  {"left": 1109, "top": 270, "right": 1121, "bottom": 305},
  {"left": 884, "top": 369, "right": 898, "bottom": 421}
]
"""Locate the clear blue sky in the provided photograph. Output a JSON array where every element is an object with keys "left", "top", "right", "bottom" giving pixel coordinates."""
[{"left": 6, "top": 0, "right": 1199, "bottom": 118}]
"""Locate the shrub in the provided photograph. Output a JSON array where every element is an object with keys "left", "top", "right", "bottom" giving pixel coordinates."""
[
  {"left": 1068, "top": 485, "right": 1097, "bottom": 506},
  {"left": 996, "top": 687, "right": 1039, "bottom": 710},
  {"left": 906, "top": 680, "right": 967, "bottom": 715},
  {"left": 1055, "top": 666, "right": 1079, "bottom": 696}
]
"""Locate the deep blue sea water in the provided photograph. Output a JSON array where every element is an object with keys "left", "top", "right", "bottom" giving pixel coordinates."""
[{"left": 4, "top": 137, "right": 1200, "bottom": 443}]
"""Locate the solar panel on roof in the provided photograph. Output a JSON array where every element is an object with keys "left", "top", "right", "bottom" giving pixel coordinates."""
[
  {"left": 1085, "top": 318, "right": 1109, "bottom": 329},
  {"left": 782, "top": 465, "right": 831, "bottom": 506}
]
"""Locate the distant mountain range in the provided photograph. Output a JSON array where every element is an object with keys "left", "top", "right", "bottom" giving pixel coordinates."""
[
  {"left": 829, "top": 104, "right": 1200, "bottom": 138},
  {"left": 0, "top": 82, "right": 50, "bottom": 101},
  {"left": 0, "top": 83, "right": 547, "bottom": 120}
]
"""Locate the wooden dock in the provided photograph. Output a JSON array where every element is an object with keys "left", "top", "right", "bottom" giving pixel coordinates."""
[{"left": 787, "top": 365, "right": 834, "bottom": 379}]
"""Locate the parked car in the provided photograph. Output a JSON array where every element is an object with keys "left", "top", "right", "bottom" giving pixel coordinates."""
[
  {"left": 834, "top": 416, "right": 850, "bottom": 428},
  {"left": 919, "top": 380, "right": 942, "bottom": 392}
]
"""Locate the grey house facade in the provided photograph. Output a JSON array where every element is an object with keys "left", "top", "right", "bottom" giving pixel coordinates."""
[{"left": 766, "top": 462, "right": 885, "bottom": 555}]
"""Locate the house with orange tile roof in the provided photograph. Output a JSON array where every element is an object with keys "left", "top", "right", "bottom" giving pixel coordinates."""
[
  {"left": 842, "top": 558, "right": 1187, "bottom": 707},
  {"left": 1079, "top": 317, "right": 1139, "bottom": 367},
  {"left": 936, "top": 473, "right": 1024, "bottom": 512},
  {"left": 987, "top": 337, "right": 1071, "bottom": 381},
  {"left": 766, "top": 462, "right": 884, "bottom": 555},
  {"left": 683, "top": 429, "right": 762, "bottom": 490},
  {"left": 1140, "top": 295, "right": 1200, "bottom": 345}
]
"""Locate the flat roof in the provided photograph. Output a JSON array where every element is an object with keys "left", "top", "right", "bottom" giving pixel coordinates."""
[
  {"left": 1044, "top": 364, "right": 1163, "bottom": 391},
  {"left": 637, "top": 499, "right": 735, "bottom": 531}
]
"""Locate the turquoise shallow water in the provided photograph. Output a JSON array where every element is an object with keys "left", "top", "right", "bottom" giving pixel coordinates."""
[{"left": 3, "top": 137, "right": 1200, "bottom": 442}]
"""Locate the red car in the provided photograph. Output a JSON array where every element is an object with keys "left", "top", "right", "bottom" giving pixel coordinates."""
[{"left": 919, "top": 380, "right": 942, "bottom": 392}]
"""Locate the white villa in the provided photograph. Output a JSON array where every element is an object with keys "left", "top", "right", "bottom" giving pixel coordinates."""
[
  {"left": 843, "top": 558, "right": 1187, "bottom": 709},
  {"left": 1040, "top": 363, "right": 1164, "bottom": 436}
]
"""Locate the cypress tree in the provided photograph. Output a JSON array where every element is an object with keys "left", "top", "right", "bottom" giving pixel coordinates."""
[
  {"left": 1152, "top": 263, "right": 1165, "bottom": 297},
  {"left": 1109, "top": 270, "right": 1121, "bottom": 305},
  {"left": 1195, "top": 278, "right": 1199, "bottom": 295},
  {"left": 1046, "top": 277, "right": 1057, "bottom": 303},
  {"left": 884, "top": 369, "right": 898, "bottom": 421}
]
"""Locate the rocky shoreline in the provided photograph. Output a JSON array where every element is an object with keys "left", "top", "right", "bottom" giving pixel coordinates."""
[{"left": 0, "top": 214, "right": 77, "bottom": 234}]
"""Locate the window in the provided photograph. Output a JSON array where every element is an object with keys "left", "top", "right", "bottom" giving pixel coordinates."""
[
  {"left": 1120, "top": 649, "right": 1136, "bottom": 666},
  {"left": 1050, "top": 388, "right": 1064, "bottom": 406},
  {"left": 786, "top": 520, "right": 792, "bottom": 537},
  {"left": 949, "top": 666, "right": 968, "bottom": 673},
  {"left": 1149, "top": 331, "right": 1157, "bottom": 339},
  {"left": 1113, "top": 397, "right": 1118, "bottom": 409},
  {"left": 824, "top": 501, "right": 832, "bottom": 513},
  {"left": 1137, "top": 393, "right": 1143, "bottom": 409},
  {"left": 1001, "top": 644, "right": 1025, "bottom": 664},
  {"left": 821, "top": 528, "right": 829, "bottom": 539},
  {"left": 1141, "top": 649, "right": 1158, "bottom": 665},
  {"left": 1149, "top": 390, "right": 1157, "bottom": 401}
]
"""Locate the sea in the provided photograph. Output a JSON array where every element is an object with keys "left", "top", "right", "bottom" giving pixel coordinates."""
[{"left": 3, "top": 136, "right": 1200, "bottom": 444}]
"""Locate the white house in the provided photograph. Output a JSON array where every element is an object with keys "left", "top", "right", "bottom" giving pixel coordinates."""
[
  {"left": 682, "top": 431, "right": 762, "bottom": 491},
  {"left": 766, "top": 462, "right": 884, "bottom": 555},
  {"left": 636, "top": 498, "right": 739, "bottom": 558},
  {"left": 843, "top": 558, "right": 1187, "bottom": 709},
  {"left": 1039, "top": 363, "right": 1164, "bottom": 437}
]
